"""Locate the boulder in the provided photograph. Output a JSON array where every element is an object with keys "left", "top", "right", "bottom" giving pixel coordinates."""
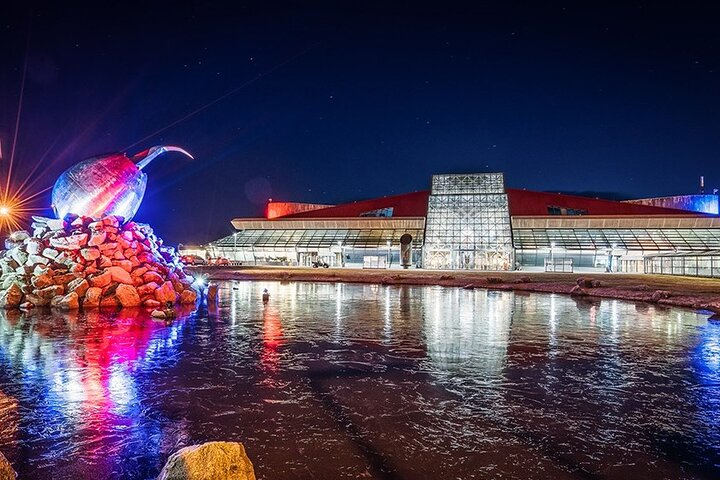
[
  {"left": 50, "top": 295, "right": 65, "bottom": 308},
  {"left": 36, "top": 285, "right": 64, "bottom": 299},
  {"left": 157, "top": 442, "right": 255, "bottom": 480},
  {"left": 138, "top": 282, "right": 160, "bottom": 296},
  {"left": 25, "top": 238, "right": 43, "bottom": 255},
  {"left": 84, "top": 287, "right": 102, "bottom": 307},
  {"left": 155, "top": 281, "right": 177, "bottom": 303},
  {"left": 179, "top": 289, "right": 198, "bottom": 305},
  {"left": 46, "top": 218, "right": 65, "bottom": 231},
  {"left": 31, "top": 273, "right": 54, "bottom": 289},
  {"left": 9, "top": 230, "right": 29, "bottom": 242},
  {"left": 108, "top": 266, "right": 133, "bottom": 284},
  {"left": 651, "top": 290, "right": 671, "bottom": 302},
  {"left": 569, "top": 285, "right": 587, "bottom": 296},
  {"left": 9, "top": 249, "right": 27, "bottom": 266},
  {"left": 115, "top": 259, "right": 133, "bottom": 273},
  {"left": 99, "top": 242, "right": 118, "bottom": 252},
  {"left": 50, "top": 233, "right": 88, "bottom": 250},
  {"left": 67, "top": 278, "right": 90, "bottom": 298},
  {"left": 26, "top": 254, "right": 49, "bottom": 266},
  {"left": 143, "top": 299, "right": 162, "bottom": 308},
  {"left": 42, "top": 247, "right": 60, "bottom": 260},
  {"left": 80, "top": 247, "right": 101, "bottom": 261},
  {"left": 25, "top": 293, "right": 49, "bottom": 307},
  {"left": 0, "top": 450, "right": 16, "bottom": 479},
  {"left": 142, "top": 271, "right": 164, "bottom": 285},
  {"left": 58, "top": 292, "right": 79, "bottom": 310},
  {"left": 88, "top": 231, "right": 107, "bottom": 246},
  {"left": 0, "top": 284, "right": 23, "bottom": 309},
  {"left": 90, "top": 271, "right": 112, "bottom": 288},
  {"left": 100, "top": 295, "right": 120, "bottom": 308},
  {"left": 103, "top": 215, "right": 120, "bottom": 228},
  {"left": 54, "top": 273, "right": 78, "bottom": 286},
  {"left": 116, "top": 284, "right": 141, "bottom": 307}
]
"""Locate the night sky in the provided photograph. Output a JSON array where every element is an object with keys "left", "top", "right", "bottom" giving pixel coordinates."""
[{"left": 1, "top": 2, "right": 719, "bottom": 244}]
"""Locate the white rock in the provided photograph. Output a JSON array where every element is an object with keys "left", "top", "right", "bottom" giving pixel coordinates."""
[
  {"left": 9, "top": 230, "right": 30, "bottom": 242},
  {"left": 46, "top": 219, "right": 66, "bottom": 231},
  {"left": 26, "top": 254, "right": 49, "bottom": 266},
  {"left": 9, "top": 248, "right": 27, "bottom": 266},
  {"left": 26, "top": 239, "right": 43, "bottom": 255},
  {"left": 50, "top": 234, "right": 88, "bottom": 251},
  {"left": 42, "top": 248, "right": 59, "bottom": 259}
]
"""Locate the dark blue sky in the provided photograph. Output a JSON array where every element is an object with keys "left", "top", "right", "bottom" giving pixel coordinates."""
[{"left": 1, "top": 2, "right": 719, "bottom": 243}]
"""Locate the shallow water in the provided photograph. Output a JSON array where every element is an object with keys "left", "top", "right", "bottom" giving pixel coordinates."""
[{"left": 0, "top": 281, "right": 718, "bottom": 479}]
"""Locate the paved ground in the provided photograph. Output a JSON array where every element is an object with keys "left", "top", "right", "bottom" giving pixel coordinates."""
[{"left": 189, "top": 266, "right": 720, "bottom": 312}]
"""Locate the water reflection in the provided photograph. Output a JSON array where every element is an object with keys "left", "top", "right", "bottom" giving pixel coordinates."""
[
  {"left": 0, "top": 306, "right": 194, "bottom": 478},
  {"left": 0, "top": 282, "right": 717, "bottom": 479}
]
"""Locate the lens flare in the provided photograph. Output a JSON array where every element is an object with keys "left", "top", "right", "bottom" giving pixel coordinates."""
[{"left": 0, "top": 187, "right": 48, "bottom": 233}]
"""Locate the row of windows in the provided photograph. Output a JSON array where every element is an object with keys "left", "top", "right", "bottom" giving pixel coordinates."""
[
  {"left": 211, "top": 229, "right": 425, "bottom": 249},
  {"left": 645, "top": 255, "right": 720, "bottom": 278},
  {"left": 513, "top": 228, "right": 720, "bottom": 251}
]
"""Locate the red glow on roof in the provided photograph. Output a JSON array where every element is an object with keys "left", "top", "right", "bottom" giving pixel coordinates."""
[
  {"left": 278, "top": 191, "right": 430, "bottom": 218},
  {"left": 505, "top": 189, "right": 699, "bottom": 216},
  {"left": 264, "top": 186, "right": 705, "bottom": 219}
]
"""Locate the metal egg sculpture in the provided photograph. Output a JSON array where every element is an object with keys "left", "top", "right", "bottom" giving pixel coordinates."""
[{"left": 51, "top": 145, "right": 193, "bottom": 222}]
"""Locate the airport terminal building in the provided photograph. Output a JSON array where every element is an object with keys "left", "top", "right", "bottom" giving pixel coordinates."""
[{"left": 206, "top": 173, "right": 720, "bottom": 277}]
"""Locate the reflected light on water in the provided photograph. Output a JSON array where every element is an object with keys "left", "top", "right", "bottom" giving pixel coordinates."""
[{"left": 0, "top": 282, "right": 718, "bottom": 479}]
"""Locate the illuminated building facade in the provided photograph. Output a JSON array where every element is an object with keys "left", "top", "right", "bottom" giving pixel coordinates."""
[
  {"left": 423, "top": 173, "right": 513, "bottom": 270},
  {"left": 206, "top": 173, "right": 720, "bottom": 277}
]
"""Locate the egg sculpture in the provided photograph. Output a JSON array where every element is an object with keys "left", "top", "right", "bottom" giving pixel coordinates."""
[{"left": 51, "top": 145, "right": 192, "bottom": 223}]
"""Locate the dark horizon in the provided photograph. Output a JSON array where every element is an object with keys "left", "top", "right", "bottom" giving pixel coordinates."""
[{"left": 2, "top": 1, "right": 719, "bottom": 243}]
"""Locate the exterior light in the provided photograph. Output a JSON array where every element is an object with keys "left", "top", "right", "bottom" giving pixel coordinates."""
[{"left": 0, "top": 206, "right": 9, "bottom": 216}]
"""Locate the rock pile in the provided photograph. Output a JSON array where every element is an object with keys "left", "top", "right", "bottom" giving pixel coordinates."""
[{"left": 0, "top": 215, "right": 198, "bottom": 310}]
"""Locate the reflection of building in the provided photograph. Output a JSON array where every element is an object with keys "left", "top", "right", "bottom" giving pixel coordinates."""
[{"left": 207, "top": 172, "right": 720, "bottom": 277}]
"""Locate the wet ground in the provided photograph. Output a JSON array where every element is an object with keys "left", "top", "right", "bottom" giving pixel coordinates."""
[{"left": 0, "top": 281, "right": 718, "bottom": 479}]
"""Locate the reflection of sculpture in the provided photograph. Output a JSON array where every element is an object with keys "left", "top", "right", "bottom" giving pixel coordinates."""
[{"left": 51, "top": 146, "right": 193, "bottom": 222}]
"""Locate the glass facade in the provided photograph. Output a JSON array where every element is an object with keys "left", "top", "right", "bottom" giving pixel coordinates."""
[
  {"left": 423, "top": 173, "right": 513, "bottom": 270},
  {"left": 513, "top": 227, "right": 720, "bottom": 269},
  {"left": 208, "top": 226, "right": 424, "bottom": 268},
  {"left": 644, "top": 251, "right": 720, "bottom": 278}
]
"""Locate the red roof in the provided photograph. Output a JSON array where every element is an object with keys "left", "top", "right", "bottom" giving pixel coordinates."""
[
  {"left": 505, "top": 189, "right": 699, "bottom": 216},
  {"left": 275, "top": 191, "right": 430, "bottom": 218},
  {"left": 267, "top": 187, "right": 704, "bottom": 219}
]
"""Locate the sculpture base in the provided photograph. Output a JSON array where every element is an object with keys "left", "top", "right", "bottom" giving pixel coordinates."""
[{"left": 0, "top": 215, "right": 198, "bottom": 310}]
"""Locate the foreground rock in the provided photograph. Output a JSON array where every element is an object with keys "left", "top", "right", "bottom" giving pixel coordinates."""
[
  {"left": 0, "top": 451, "right": 16, "bottom": 480},
  {"left": 157, "top": 442, "right": 255, "bottom": 480},
  {"left": 0, "top": 215, "right": 198, "bottom": 310}
]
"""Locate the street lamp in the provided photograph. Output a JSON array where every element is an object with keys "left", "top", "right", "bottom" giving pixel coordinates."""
[
  {"left": 338, "top": 240, "right": 344, "bottom": 267},
  {"left": 233, "top": 232, "right": 238, "bottom": 262}
]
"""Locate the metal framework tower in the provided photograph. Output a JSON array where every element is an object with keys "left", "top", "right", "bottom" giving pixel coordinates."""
[{"left": 422, "top": 173, "right": 514, "bottom": 270}]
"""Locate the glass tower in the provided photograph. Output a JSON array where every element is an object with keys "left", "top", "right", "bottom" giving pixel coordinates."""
[{"left": 423, "top": 173, "right": 513, "bottom": 270}]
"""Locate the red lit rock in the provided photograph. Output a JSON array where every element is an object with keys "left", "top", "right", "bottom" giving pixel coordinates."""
[{"left": 116, "top": 284, "right": 141, "bottom": 307}]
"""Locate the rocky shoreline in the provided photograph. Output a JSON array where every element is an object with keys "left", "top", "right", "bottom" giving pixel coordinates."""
[{"left": 0, "top": 215, "right": 197, "bottom": 311}]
